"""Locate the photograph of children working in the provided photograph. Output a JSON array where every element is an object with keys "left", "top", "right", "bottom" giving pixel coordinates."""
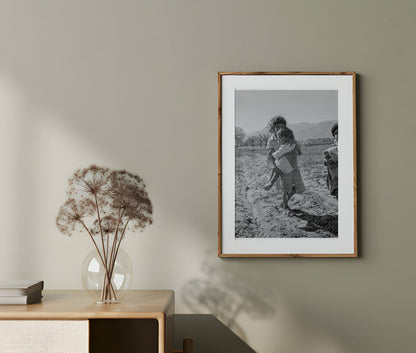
[{"left": 234, "top": 90, "right": 339, "bottom": 238}]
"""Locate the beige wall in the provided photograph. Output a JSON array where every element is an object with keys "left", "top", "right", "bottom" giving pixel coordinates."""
[{"left": 0, "top": 1, "right": 415, "bottom": 352}]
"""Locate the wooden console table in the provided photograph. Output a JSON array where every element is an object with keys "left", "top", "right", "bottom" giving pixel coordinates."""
[{"left": 0, "top": 290, "right": 174, "bottom": 353}]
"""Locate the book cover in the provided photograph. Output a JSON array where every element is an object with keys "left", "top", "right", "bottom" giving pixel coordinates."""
[
  {"left": 0, "top": 292, "right": 42, "bottom": 305},
  {"left": 0, "top": 280, "right": 44, "bottom": 296}
]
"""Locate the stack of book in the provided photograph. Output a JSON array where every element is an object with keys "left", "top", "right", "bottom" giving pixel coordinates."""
[{"left": 0, "top": 280, "right": 44, "bottom": 305}]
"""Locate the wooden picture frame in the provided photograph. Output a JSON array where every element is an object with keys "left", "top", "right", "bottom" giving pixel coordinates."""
[{"left": 218, "top": 72, "right": 357, "bottom": 257}]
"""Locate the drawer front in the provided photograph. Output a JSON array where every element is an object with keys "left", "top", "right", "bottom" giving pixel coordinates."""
[{"left": 0, "top": 320, "right": 88, "bottom": 353}]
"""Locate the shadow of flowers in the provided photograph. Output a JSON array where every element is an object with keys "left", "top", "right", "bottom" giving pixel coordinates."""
[{"left": 181, "top": 257, "right": 278, "bottom": 340}]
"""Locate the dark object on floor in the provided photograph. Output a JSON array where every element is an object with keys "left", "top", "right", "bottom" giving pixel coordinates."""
[{"left": 175, "top": 314, "right": 255, "bottom": 353}]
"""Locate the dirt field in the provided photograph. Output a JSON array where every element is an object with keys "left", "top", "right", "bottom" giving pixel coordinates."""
[{"left": 235, "top": 145, "right": 338, "bottom": 238}]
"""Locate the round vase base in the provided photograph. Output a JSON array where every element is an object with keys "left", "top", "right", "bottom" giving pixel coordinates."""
[{"left": 96, "top": 299, "right": 121, "bottom": 305}]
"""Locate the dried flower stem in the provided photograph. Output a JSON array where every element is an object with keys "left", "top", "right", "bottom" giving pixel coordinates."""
[
  {"left": 110, "top": 219, "right": 130, "bottom": 278},
  {"left": 94, "top": 195, "right": 107, "bottom": 266},
  {"left": 108, "top": 209, "right": 124, "bottom": 278},
  {"left": 93, "top": 194, "right": 112, "bottom": 302}
]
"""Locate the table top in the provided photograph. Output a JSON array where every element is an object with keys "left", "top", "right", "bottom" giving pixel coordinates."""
[{"left": 0, "top": 290, "right": 174, "bottom": 320}]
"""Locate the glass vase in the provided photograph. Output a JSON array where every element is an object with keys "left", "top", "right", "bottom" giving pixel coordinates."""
[{"left": 81, "top": 248, "right": 132, "bottom": 304}]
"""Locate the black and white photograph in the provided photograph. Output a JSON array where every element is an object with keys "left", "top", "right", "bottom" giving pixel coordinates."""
[
  {"left": 219, "top": 72, "right": 356, "bottom": 257},
  {"left": 235, "top": 89, "right": 339, "bottom": 239}
]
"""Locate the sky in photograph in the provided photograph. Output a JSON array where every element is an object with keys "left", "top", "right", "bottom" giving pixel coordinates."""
[{"left": 235, "top": 90, "right": 338, "bottom": 134}]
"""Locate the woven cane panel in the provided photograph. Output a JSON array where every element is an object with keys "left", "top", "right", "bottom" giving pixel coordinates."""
[{"left": 0, "top": 320, "right": 88, "bottom": 353}]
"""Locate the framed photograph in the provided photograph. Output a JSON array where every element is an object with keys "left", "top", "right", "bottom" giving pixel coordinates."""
[{"left": 218, "top": 72, "right": 357, "bottom": 257}]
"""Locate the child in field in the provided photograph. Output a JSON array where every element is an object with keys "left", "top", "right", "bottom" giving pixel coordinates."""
[
  {"left": 324, "top": 123, "right": 338, "bottom": 199},
  {"left": 272, "top": 130, "right": 296, "bottom": 174},
  {"left": 263, "top": 116, "right": 287, "bottom": 190},
  {"left": 276, "top": 128, "right": 305, "bottom": 211},
  {"left": 264, "top": 116, "right": 301, "bottom": 191}
]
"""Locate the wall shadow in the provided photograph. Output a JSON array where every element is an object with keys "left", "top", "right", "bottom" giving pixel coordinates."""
[
  {"left": 181, "top": 257, "right": 278, "bottom": 341},
  {"left": 181, "top": 256, "right": 354, "bottom": 353}
]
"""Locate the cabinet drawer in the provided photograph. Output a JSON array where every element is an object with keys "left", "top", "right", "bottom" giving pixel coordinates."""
[{"left": 0, "top": 320, "right": 88, "bottom": 353}]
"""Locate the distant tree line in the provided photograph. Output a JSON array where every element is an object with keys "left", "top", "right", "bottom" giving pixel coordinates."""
[
  {"left": 235, "top": 126, "right": 270, "bottom": 147},
  {"left": 303, "top": 138, "right": 333, "bottom": 146},
  {"left": 235, "top": 127, "right": 334, "bottom": 147}
]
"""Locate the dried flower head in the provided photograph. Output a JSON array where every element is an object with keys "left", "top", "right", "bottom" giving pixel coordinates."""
[
  {"left": 109, "top": 169, "right": 153, "bottom": 231},
  {"left": 91, "top": 215, "right": 124, "bottom": 237},
  {"left": 56, "top": 198, "right": 95, "bottom": 236},
  {"left": 57, "top": 165, "right": 153, "bottom": 237},
  {"left": 68, "top": 165, "right": 111, "bottom": 200}
]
